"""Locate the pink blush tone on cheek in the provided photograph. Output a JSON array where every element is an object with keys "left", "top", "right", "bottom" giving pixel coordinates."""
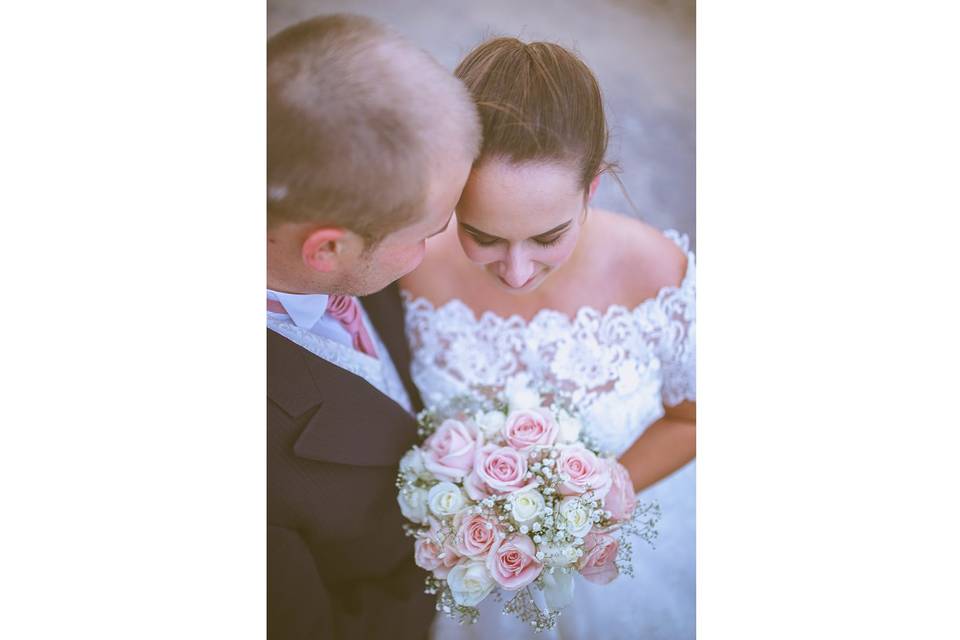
[
  {"left": 536, "top": 237, "right": 577, "bottom": 268},
  {"left": 459, "top": 241, "right": 498, "bottom": 265}
]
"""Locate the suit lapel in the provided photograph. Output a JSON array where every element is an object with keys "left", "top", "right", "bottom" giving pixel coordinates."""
[
  {"left": 361, "top": 283, "right": 423, "bottom": 412},
  {"left": 267, "top": 327, "right": 324, "bottom": 418},
  {"left": 267, "top": 328, "right": 419, "bottom": 467}
]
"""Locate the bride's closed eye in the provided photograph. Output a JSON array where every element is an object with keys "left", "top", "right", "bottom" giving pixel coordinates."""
[
  {"left": 464, "top": 228, "right": 567, "bottom": 248},
  {"left": 468, "top": 232, "right": 501, "bottom": 247},
  {"left": 533, "top": 234, "right": 564, "bottom": 248}
]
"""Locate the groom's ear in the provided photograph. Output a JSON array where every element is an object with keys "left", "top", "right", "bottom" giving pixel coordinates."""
[{"left": 301, "top": 227, "right": 355, "bottom": 273}]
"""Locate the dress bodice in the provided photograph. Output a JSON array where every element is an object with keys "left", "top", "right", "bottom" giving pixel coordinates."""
[{"left": 403, "top": 230, "right": 695, "bottom": 457}]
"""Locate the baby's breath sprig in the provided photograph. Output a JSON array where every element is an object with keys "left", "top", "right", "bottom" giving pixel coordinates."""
[
  {"left": 614, "top": 500, "right": 662, "bottom": 576},
  {"left": 628, "top": 501, "right": 661, "bottom": 547},
  {"left": 435, "top": 585, "right": 480, "bottom": 625},
  {"left": 395, "top": 469, "right": 434, "bottom": 493},
  {"left": 424, "top": 575, "right": 443, "bottom": 595},
  {"left": 491, "top": 395, "right": 509, "bottom": 414},
  {"left": 478, "top": 494, "right": 515, "bottom": 530},
  {"left": 435, "top": 518, "right": 459, "bottom": 551},
  {"left": 577, "top": 432, "right": 607, "bottom": 457},
  {"left": 502, "top": 586, "right": 561, "bottom": 632},
  {"left": 464, "top": 493, "right": 504, "bottom": 523},
  {"left": 415, "top": 407, "right": 439, "bottom": 440},
  {"left": 617, "top": 535, "right": 637, "bottom": 578}
]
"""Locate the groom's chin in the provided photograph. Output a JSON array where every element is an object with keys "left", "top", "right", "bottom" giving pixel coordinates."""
[
  {"left": 362, "top": 281, "right": 397, "bottom": 297},
  {"left": 346, "top": 278, "right": 396, "bottom": 298},
  {"left": 332, "top": 262, "right": 411, "bottom": 298},
  {"left": 351, "top": 268, "right": 416, "bottom": 297},
  {"left": 358, "top": 267, "right": 419, "bottom": 297}
]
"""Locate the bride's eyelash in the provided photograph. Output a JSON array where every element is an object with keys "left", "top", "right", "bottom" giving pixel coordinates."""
[
  {"left": 472, "top": 235, "right": 500, "bottom": 247},
  {"left": 469, "top": 232, "right": 563, "bottom": 247},
  {"left": 534, "top": 235, "right": 563, "bottom": 248}
]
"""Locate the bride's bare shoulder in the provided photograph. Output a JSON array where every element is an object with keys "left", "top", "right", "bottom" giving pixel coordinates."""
[
  {"left": 399, "top": 222, "right": 469, "bottom": 305},
  {"left": 588, "top": 208, "right": 688, "bottom": 302}
]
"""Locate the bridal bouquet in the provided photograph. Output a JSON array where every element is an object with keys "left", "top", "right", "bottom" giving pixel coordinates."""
[{"left": 396, "top": 377, "right": 659, "bottom": 631}]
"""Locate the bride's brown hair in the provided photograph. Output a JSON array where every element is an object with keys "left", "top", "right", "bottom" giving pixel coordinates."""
[{"left": 454, "top": 37, "right": 611, "bottom": 197}]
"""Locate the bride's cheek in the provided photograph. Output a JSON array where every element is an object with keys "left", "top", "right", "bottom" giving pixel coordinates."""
[
  {"left": 462, "top": 244, "right": 498, "bottom": 265},
  {"left": 539, "top": 240, "right": 577, "bottom": 267}
]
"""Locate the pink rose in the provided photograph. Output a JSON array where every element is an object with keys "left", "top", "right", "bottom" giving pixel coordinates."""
[
  {"left": 557, "top": 444, "right": 612, "bottom": 498},
  {"left": 577, "top": 532, "right": 620, "bottom": 585},
  {"left": 423, "top": 419, "right": 479, "bottom": 482},
  {"left": 414, "top": 518, "right": 459, "bottom": 578},
  {"left": 413, "top": 537, "right": 443, "bottom": 575},
  {"left": 486, "top": 534, "right": 543, "bottom": 590},
  {"left": 463, "top": 469, "right": 492, "bottom": 501},
  {"left": 474, "top": 444, "right": 532, "bottom": 494},
  {"left": 603, "top": 460, "right": 638, "bottom": 522},
  {"left": 501, "top": 409, "right": 559, "bottom": 451},
  {"left": 453, "top": 512, "right": 504, "bottom": 558}
]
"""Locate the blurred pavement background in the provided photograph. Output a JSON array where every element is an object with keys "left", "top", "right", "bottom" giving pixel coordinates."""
[{"left": 268, "top": 0, "right": 695, "bottom": 247}]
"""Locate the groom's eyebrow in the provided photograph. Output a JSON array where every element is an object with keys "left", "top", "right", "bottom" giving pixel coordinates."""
[{"left": 460, "top": 220, "right": 573, "bottom": 241}]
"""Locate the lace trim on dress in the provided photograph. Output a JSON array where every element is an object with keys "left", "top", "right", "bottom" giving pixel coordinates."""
[{"left": 402, "top": 229, "right": 696, "bottom": 410}]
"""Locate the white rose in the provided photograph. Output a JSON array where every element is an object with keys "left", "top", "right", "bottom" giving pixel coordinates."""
[
  {"left": 399, "top": 448, "right": 427, "bottom": 479},
  {"left": 557, "top": 412, "right": 583, "bottom": 444},
  {"left": 475, "top": 411, "right": 506, "bottom": 441},
  {"left": 508, "top": 489, "right": 545, "bottom": 525},
  {"left": 538, "top": 542, "right": 579, "bottom": 567},
  {"left": 540, "top": 569, "right": 575, "bottom": 611},
  {"left": 427, "top": 481, "right": 467, "bottom": 518},
  {"left": 397, "top": 485, "right": 428, "bottom": 524},
  {"left": 558, "top": 497, "right": 593, "bottom": 538},
  {"left": 447, "top": 559, "right": 496, "bottom": 606}
]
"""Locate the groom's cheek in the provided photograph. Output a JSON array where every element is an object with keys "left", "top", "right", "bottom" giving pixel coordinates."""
[
  {"left": 401, "top": 240, "right": 428, "bottom": 272},
  {"left": 379, "top": 239, "right": 427, "bottom": 281}
]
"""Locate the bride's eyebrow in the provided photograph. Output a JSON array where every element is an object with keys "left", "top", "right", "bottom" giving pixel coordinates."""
[{"left": 460, "top": 220, "right": 573, "bottom": 241}]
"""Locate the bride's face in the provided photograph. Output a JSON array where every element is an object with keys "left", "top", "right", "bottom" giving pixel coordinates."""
[{"left": 455, "top": 160, "right": 587, "bottom": 294}]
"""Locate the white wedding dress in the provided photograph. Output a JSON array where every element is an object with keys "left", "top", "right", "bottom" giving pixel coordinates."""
[{"left": 403, "top": 230, "right": 696, "bottom": 640}]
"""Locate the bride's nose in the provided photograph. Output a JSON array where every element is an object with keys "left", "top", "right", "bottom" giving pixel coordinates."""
[{"left": 501, "top": 247, "right": 535, "bottom": 288}]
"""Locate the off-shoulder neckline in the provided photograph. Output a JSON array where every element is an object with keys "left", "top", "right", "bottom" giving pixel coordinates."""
[{"left": 401, "top": 229, "right": 694, "bottom": 327}]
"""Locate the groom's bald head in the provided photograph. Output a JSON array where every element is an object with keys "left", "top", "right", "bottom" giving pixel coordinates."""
[{"left": 267, "top": 14, "right": 480, "bottom": 243}]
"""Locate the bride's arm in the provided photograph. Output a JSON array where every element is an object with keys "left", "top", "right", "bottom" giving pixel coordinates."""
[{"left": 617, "top": 401, "right": 696, "bottom": 493}]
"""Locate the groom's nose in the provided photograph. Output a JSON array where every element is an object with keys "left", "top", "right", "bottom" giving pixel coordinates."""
[{"left": 501, "top": 247, "right": 535, "bottom": 288}]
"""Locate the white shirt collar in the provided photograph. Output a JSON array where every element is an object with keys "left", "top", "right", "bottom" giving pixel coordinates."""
[{"left": 267, "top": 289, "right": 330, "bottom": 330}]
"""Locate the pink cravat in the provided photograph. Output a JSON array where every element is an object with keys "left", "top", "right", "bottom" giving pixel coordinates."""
[
  {"left": 267, "top": 295, "right": 378, "bottom": 359},
  {"left": 324, "top": 295, "right": 378, "bottom": 359}
]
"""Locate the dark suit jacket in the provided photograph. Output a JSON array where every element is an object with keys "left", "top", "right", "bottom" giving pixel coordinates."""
[{"left": 267, "top": 284, "right": 433, "bottom": 640}]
